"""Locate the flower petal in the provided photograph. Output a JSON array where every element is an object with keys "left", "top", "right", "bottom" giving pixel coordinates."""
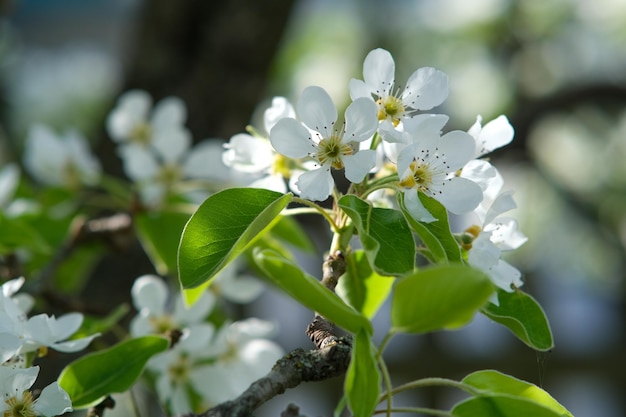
[
  {"left": 343, "top": 98, "right": 378, "bottom": 143},
  {"left": 473, "top": 115, "right": 514, "bottom": 157},
  {"left": 436, "top": 177, "right": 483, "bottom": 215},
  {"left": 343, "top": 150, "right": 376, "bottom": 183},
  {"left": 223, "top": 134, "right": 273, "bottom": 173},
  {"left": 297, "top": 86, "right": 337, "bottom": 138},
  {"left": 117, "top": 144, "right": 160, "bottom": 181},
  {"left": 402, "top": 67, "right": 448, "bottom": 111},
  {"left": 131, "top": 275, "right": 169, "bottom": 315},
  {"left": 348, "top": 78, "right": 372, "bottom": 100},
  {"left": 264, "top": 97, "right": 295, "bottom": 133},
  {"left": 184, "top": 140, "right": 232, "bottom": 181},
  {"left": 106, "top": 90, "right": 151, "bottom": 142},
  {"left": 489, "top": 260, "right": 523, "bottom": 292},
  {"left": 270, "top": 118, "right": 316, "bottom": 159},
  {"left": 362, "top": 48, "right": 395, "bottom": 97},
  {"left": 51, "top": 333, "right": 99, "bottom": 353},
  {"left": 151, "top": 97, "right": 187, "bottom": 130},
  {"left": 438, "top": 130, "right": 476, "bottom": 170},
  {"left": 294, "top": 167, "right": 334, "bottom": 201}
]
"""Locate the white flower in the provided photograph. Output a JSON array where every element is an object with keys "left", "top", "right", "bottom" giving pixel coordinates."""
[
  {"left": 397, "top": 130, "right": 482, "bottom": 222},
  {"left": 463, "top": 170, "right": 528, "bottom": 303},
  {"left": 270, "top": 86, "right": 378, "bottom": 201},
  {"left": 19, "top": 312, "right": 99, "bottom": 355},
  {"left": 129, "top": 274, "right": 216, "bottom": 338},
  {"left": 106, "top": 90, "right": 190, "bottom": 151},
  {"left": 0, "top": 366, "right": 72, "bottom": 417},
  {"left": 119, "top": 139, "right": 230, "bottom": 205},
  {"left": 350, "top": 48, "right": 448, "bottom": 142},
  {"left": 191, "top": 318, "right": 283, "bottom": 405},
  {"left": 468, "top": 114, "right": 514, "bottom": 158},
  {"left": 23, "top": 124, "right": 101, "bottom": 188}
]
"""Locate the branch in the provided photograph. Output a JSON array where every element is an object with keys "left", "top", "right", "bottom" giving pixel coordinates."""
[{"left": 183, "top": 340, "right": 351, "bottom": 417}]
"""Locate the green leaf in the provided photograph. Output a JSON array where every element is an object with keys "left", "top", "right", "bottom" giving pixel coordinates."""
[
  {"left": 0, "top": 212, "right": 50, "bottom": 254},
  {"left": 58, "top": 336, "right": 169, "bottom": 409},
  {"left": 178, "top": 188, "right": 291, "bottom": 289},
  {"left": 391, "top": 264, "right": 494, "bottom": 334},
  {"left": 338, "top": 195, "right": 415, "bottom": 276},
  {"left": 462, "top": 370, "right": 573, "bottom": 417},
  {"left": 452, "top": 395, "right": 566, "bottom": 417},
  {"left": 135, "top": 210, "right": 191, "bottom": 275},
  {"left": 336, "top": 250, "right": 394, "bottom": 319},
  {"left": 482, "top": 289, "right": 554, "bottom": 351},
  {"left": 253, "top": 248, "right": 372, "bottom": 334},
  {"left": 269, "top": 215, "right": 316, "bottom": 253},
  {"left": 345, "top": 329, "right": 380, "bottom": 417},
  {"left": 398, "top": 192, "right": 462, "bottom": 263}
]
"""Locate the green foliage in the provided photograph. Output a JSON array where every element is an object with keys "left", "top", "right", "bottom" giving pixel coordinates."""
[
  {"left": 338, "top": 195, "right": 415, "bottom": 275},
  {"left": 58, "top": 336, "right": 169, "bottom": 409},
  {"left": 269, "top": 215, "right": 316, "bottom": 253},
  {"left": 336, "top": 250, "right": 394, "bottom": 319},
  {"left": 178, "top": 188, "right": 292, "bottom": 290},
  {"left": 452, "top": 395, "right": 568, "bottom": 417},
  {"left": 482, "top": 289, "right": 554, "bottom": 351},
  {"left": 461, "top": 370, "right": 573, "bottom": 416},
  {"left": 0, "top": 211, "right": 50, "bottom": 254},
  {"left": 253, "top": 248, "right": 372, "bottom": 335},
  {"left": 391, "top": 264, "right": 495, "bottom": 334},
  {"left": 135, "top": 210, "right": 192, "bottom": 276},
  {"left": 344, "top": 329, "right": 381, "bottom": 417},
  {"left": 399, "top": 192, "right": 463, "bottom": 263}
]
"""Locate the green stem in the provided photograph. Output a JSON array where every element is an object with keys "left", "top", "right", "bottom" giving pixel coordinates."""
[
  {"left": 291, "top": 196, "right": 339, "bottom": 231},
  {"left": 376, "top": 353, "right": 394, "bottom": 417},
  {"left": 378, "top": 377, "right": 481, "bottom": 404},
  {"left": 372, "top": 407, "right": 453, "bottom": 416},
  {"left": 377, "top": 331, "right": 395, "bottom": 357}
]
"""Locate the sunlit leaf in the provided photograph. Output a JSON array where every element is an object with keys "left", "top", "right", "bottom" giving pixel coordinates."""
[
  {"left": 336, "top": 250, "right": 394, "bottom": 319},
  {"left": 58, "top": 336, "right": 169, "bottom": 409},
  {"left": 391, "top": 264, "right": 494, "bottom": 334},
  {"left": 253, "top": 248, "right": 372, "bottom": 334},
  {"left": 345, "top": 329, "right": 380, "bottom": 417},
  {"left": 482, "top": 289, "right": 554, "bottom": 351},
  {"left": 338, "top": 195, "right": 414, "bottom": 275},
  {"left": 178, "top": 188, "right": 291, "bottom": 291},
  {"left": 452, "top": 395, "right": 565, "bottom": 417}
]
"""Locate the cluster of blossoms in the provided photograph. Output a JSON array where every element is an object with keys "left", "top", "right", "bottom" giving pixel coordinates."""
[
  {"left": 222, "top": 48, "right": 528, "bottom": 302},
  {"left": 0, "top": 278, "right": 98, "bottom": 417},
  {"left": 128, "top": 268, "right": 281, "bottom": 415}
]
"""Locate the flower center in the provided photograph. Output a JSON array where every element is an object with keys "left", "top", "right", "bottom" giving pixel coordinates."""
[
  {"left": 157, "top": 163, "right": 183, "bottom": 187},
  {"left": 376, "top": 96, "right": 405, "bottom": 127},
  {"left": 272, "top": 153, "right": 293, "bottom": 179},
  {"left": 4, "top": 391, "right": 36, "bottom": 417},
  {"left": 168, "top": 354, "right": 191, "bottom": 383},
  {"left": 316, "top": 135, "right": 353, "bottom": 169},
  {"left": 129, "top": 122, "right": 153, "bottom": 145},
  {"left": 399, "top": 160, "right": 433, "bottom": 191},
  {"left": 150, "top": 315, "right": 179, "bottom": 334}
]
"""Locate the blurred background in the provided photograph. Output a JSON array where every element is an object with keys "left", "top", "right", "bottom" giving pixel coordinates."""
[{"left": 1, "top": 0, "right": 625, "bottom": 416}]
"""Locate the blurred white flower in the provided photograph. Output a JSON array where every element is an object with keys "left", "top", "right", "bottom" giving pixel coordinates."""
[
  {"left": 0, "top": 366, "right": 72, "bottom": 417},
  {"left": 210, "top": 259, "right": 265, "bottom": 304},
  {"left": 23, "top": 124, "right": 101, "bottom": 188},
  {"left": 19, "top": 312, "right": 99, "bottom": 355}
]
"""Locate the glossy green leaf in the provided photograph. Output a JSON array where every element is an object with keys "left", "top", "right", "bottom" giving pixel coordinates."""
[
  {"left": 58, "top": 336, "right": 169, "bottom": 409},
  {"left": 452, "top": 395, "right": 565, "bottom": 417},
  {"left": 391, "top": 264, "right": 494, "bottom": 334},
  {"left": 338, "top": 195, "right": 415, "bottom": 276},
  {"left": 253, "top": 248, "right": 372, "bottom": 334},
  {"left": 399, "top": 192, "right": 462, "bottom": 263},
  {"left": 135, "top": 210, "right": 191, "bottom": 275},
  {"left": 345, "top": 329, "right": 380, "bottom": 417},
  {"left": 462, "top": 370, "right": 573, "bottom": 416},
  {"left": 178, "top": 188, "right": 291, "bottom": 289},
  {"left": 336, "top": 250, "right": 394, "bottom": 319},
  {"left": 482, "top": 289, "right": 554, "bottom": 351},
  {"left": 269, "top": 215, "right": 316, "bottom": 253}
]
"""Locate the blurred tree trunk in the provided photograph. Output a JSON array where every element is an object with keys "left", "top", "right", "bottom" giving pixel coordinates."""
[{"left": 99, "top": 0, "right": 296, "bottom": 175}]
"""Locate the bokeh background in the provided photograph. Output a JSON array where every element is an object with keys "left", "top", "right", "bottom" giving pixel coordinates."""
[{"left": 1, "top": 0, "right": 625, "bottom": 416}]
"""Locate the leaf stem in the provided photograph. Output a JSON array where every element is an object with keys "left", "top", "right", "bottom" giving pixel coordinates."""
[
  {"left": 378, "top": 377, "right": 480, "bottom": 404},
  {"left": 372, "top": 407, "right": 453, "bottom": 416},
  {"left": 290, "top": 197, "right": 339, "bottom": 231}
]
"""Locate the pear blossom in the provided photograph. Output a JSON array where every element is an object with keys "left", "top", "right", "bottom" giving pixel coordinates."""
[
  {"left": 0, "top": 366, "right": 72, "bottom": 417},
  {"left": 106, "top": 90, "right": 190, "bottom": 151},
  {"left": 118, "top": 139, "right": 231, "bottom": 205},
  {"left": 210, "top": 258, "right": 265, "bottom": 304},
  {"left": 191, "top": 318, "right": 284, "bottom": 405},
  {"left": 129, "top": 274, "right": 215, "bottom": 338},
  {"left": 350, "top": 48, "right": 448, "bottom": 143},
  {"left": 23, "top": 124, "right": 101, "bottom": 188},
  {"left": 222, "top": 96, "right": 299, "bottom": 194},
  {"left": 270, "top": 86, "right": 378, "bottom": 201},
  {"left": 19, "top": 312, "right": 99, "bottom": 355},
  {"left": 468, "top": 114, "right": 514, "bottom": 158},
  {"left": 397, "top": 130, "right": 482, "bottom": 222}
]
